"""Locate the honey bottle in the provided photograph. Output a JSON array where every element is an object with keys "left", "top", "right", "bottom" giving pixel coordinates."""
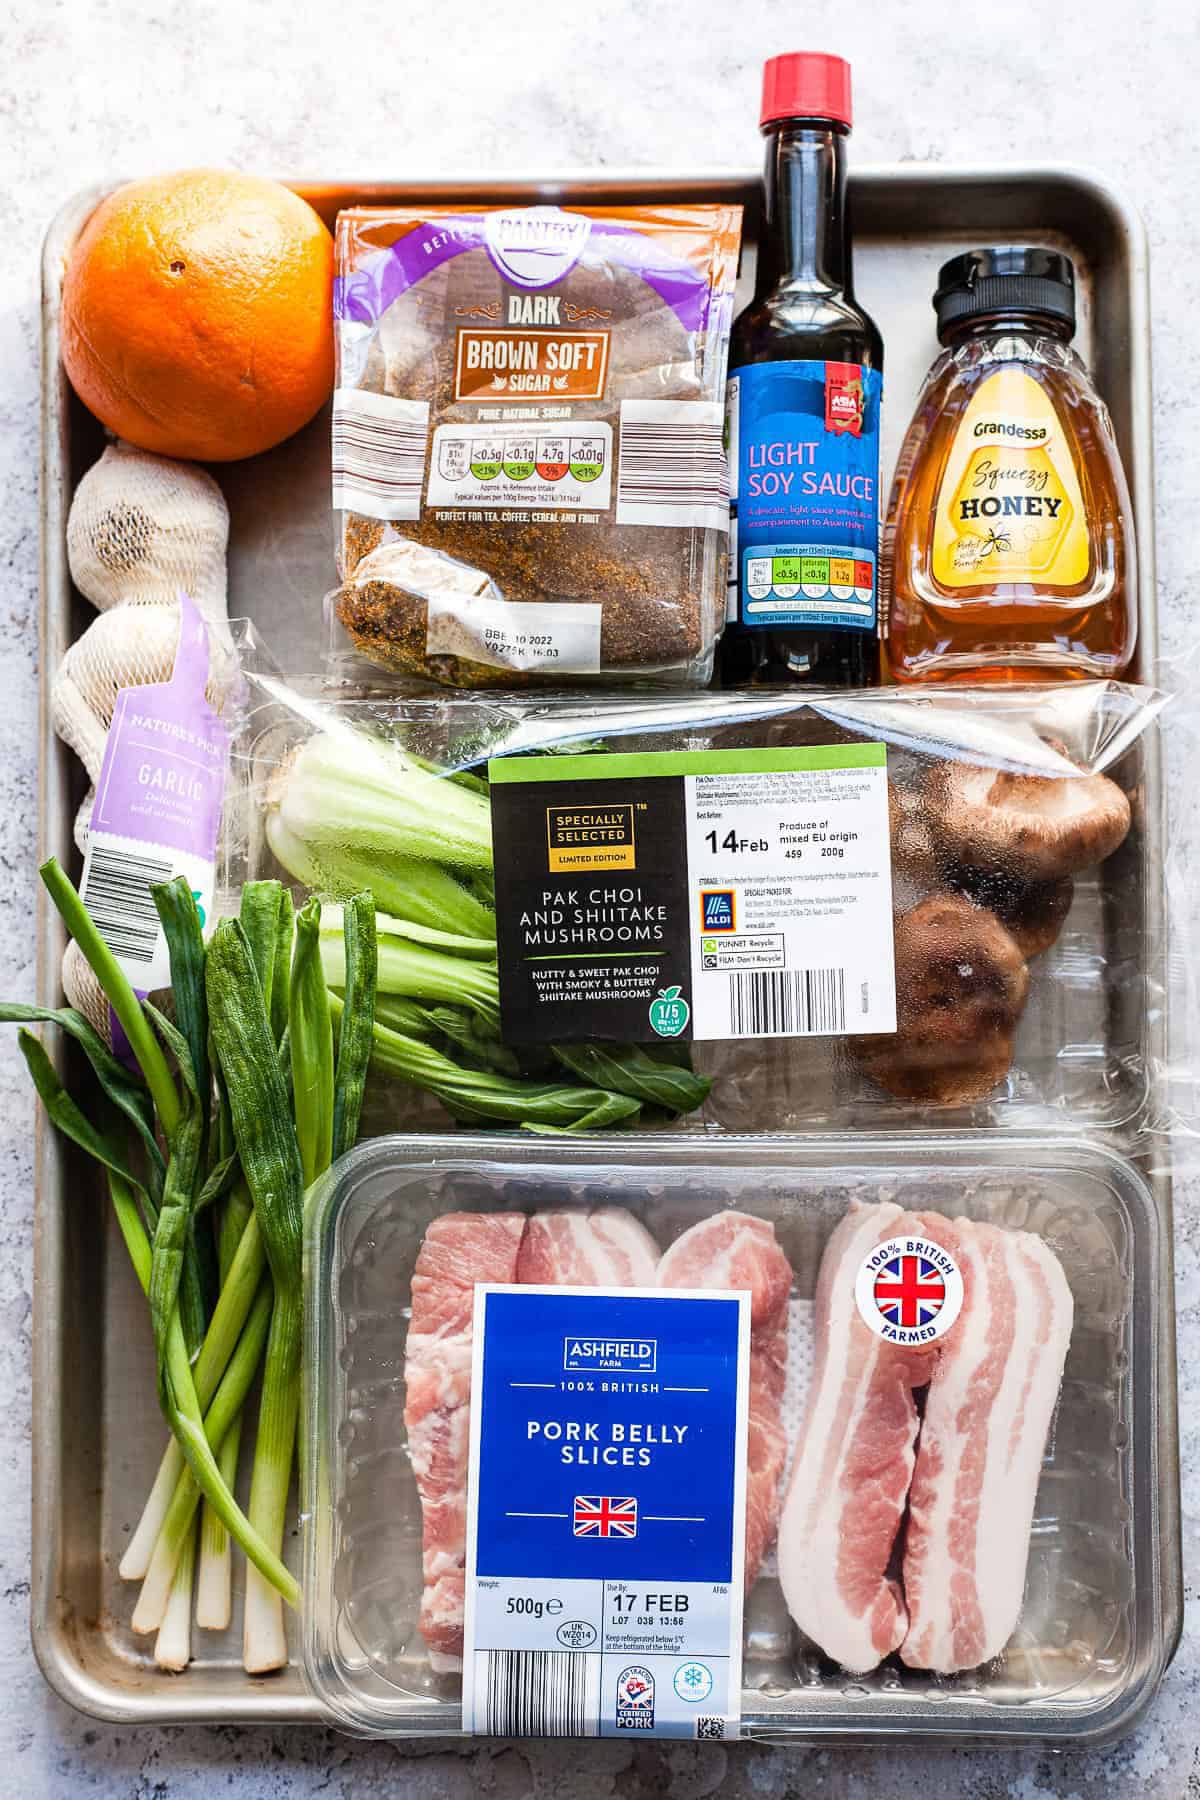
[{"left": 883, "top": 247, "right": 1135, "bottom": 682}]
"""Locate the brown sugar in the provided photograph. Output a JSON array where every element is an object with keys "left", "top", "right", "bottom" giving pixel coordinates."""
[{"left": 331, "top": 202, "right": 741, "bottom": 687}]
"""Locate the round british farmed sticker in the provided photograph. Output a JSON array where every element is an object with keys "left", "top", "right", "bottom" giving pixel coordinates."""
[{"left": 854, "top": 1235, "right": 964, "bottom": 1346}]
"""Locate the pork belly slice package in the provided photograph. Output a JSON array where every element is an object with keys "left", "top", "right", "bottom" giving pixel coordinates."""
[
  {"left": 227, "top": 650, "right": 1170, "bottom": 1138},
  {"left": 301, "top": 1133, "right": 1175, "bottom": 1746}
]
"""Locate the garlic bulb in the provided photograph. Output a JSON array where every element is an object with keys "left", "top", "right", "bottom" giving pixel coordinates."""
[
  {"left": 73, "top": 789, "right": 93, "bottom": 858},
  {"left": 58, "top": 443, "right": 233, "bottom": 1006},
  {"left": 67, "top": 442, "right": 229, "bottom": 620},
  {"left": 61, "top": 937, "right": 113, "bottom": 1041},
  {"left": 51, "top": 600, "right": 234, "bottom": 784}
]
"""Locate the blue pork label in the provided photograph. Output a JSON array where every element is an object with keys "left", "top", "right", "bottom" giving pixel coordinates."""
[{"left": 461, "top": 1286, "right": 750, "bottom": 1739}]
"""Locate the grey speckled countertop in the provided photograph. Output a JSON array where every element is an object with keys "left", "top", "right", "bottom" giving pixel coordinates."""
[{"left": 1, "top": 0, "right": 1197, "bottom": 1793}]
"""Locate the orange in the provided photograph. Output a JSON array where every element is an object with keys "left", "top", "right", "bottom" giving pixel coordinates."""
[{"left": 60, "top": 169, "right": 335, "bottom": 462}]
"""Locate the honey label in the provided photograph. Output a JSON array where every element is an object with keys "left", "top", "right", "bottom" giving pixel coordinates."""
[
  {"left": 931, "top": 370, "right": 1088, "bottom": 588},
  {"left": 455, "top": 326, "right": 610, "bottom": 402}
]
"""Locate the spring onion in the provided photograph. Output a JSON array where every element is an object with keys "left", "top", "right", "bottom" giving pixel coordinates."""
[{"left": 3, "top": 862, "right": 378, "bottom": 1673}]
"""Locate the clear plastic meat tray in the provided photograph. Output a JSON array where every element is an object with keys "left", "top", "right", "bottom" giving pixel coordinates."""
[{"left": 302, "top": 1132, "right": 1175, "bottom": 1747}]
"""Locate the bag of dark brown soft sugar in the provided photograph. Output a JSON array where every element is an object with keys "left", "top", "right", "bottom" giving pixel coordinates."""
[{"left": 330, "top": 202, "right": 743, "bottom": 687}]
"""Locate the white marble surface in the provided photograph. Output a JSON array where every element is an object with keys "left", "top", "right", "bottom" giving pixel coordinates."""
[{"left": 1, "top": 0, "right": 1197, "bottom": 1792}]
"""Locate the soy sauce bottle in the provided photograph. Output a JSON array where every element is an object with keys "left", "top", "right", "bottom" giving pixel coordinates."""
[{"left": 721, "top": 53, "right": 883, "bottom": 687}]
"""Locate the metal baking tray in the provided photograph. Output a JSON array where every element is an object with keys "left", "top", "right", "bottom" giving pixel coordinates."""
[{"left": 36, "top": 165, "right": 1177, "bottom": 1725}]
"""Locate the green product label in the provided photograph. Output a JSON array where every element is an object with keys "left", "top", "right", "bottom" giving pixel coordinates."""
[
  {"left": 488, "top": 744, "right": 886, "bottom": 785},
  {"left": 648, "top": 986, "right": 690, "bottom": 1038}
]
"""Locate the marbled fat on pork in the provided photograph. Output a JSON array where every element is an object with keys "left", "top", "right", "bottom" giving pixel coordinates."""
[
  {"left": 775, "top": 1202, "right": 942, "bottom": 1672},
  {"left": 404, "top": 1212, "right": 526, "bottom": 1665},
  {"left": 657, "top": 1211, "right": 794, "bottom": 1589},
  {"left": 899, "top": 1220, "right": 1073, "bottom": 1673},
  {"left": 516, "top": 1208, "right": 661, "bottom": 1288}
]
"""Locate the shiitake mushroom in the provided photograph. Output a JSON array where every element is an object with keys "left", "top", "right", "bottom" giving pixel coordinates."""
[
  {"left": 854, "top": 894, "right": 1031, "bottom": 1106},
  {"left": 930, "top": 760, "right": 1131, "bottom": 883},
  {"left": 944, "top": 864, "right": 1075, "bottom": 959},
  {"left": 887, "top": 755, "right": 1130, "bottom": 960}
]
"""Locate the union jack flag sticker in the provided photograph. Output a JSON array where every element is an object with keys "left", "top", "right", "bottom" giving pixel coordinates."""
[
  {"left": 573, "top": 1495, "right": 638, "bottom": 1539},
  {"left": 854, "top": 1235, "right": 964, "bottom": 1346},
  {"left": 873, "top": 1252, "right": 946, "bottom": 1328}
]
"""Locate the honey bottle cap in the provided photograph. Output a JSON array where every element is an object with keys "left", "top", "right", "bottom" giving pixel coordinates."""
[{"left": 934, "top": 246, "right": 1077, "bottom": 341}]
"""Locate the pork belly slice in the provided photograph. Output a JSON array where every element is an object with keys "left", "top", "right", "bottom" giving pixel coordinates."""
[
  {"left": 404, "top": 1212, "right": 527, "bottom": 1664},
  {"left": 516, "top": 1207, "right": 661, "bottom": 1287},
  {"left": 409, "top": 1210, "right": 530, "bottom": 1340},
  {"left": 775, "top": 1202, "right": 953, "bottom": 1673},
  {"left": 900, "top": 1221, "right": 1073, "bottom": 1674},
  {"left": 657, "top": 1209, "right": 792, "bottom": 1329},
  {"left": 658, "top": 1211, "right": 794, "bottom": 1589}
]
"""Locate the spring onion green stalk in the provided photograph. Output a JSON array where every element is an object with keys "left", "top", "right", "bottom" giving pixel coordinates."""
[
  {"left": 141, "top": 890, "right": 299, "bottom": 1608},
  {"left": 36, "top": 866, "right": 298, "bottom": 1605},
  {"left": 207, "top": 908, "right": 314, "bottom": 1671},
  {"left": 132, "top": 1278, "right": 274, "bottom": 1633},
  {"left": 8, "top": 866, "right": 382, "bottom": 1671},
  {"left": 39, "top": 858, "right": 180, "bottom": 1136},
  {"left": 99, "top": 1155, "right": 201, "bottom": 1668},
  {"left": 127, "top": 882, "right": 291, "bottom": 1593},
  {"left": 193, "top": 1184, "right": 252, "bottom": 1630},
  {"left": 120, "top": 1211, "right": 267, "bottom": 1582},
  {"left": 0, "top": 1003, "right": 165, "bottom": 1204}
]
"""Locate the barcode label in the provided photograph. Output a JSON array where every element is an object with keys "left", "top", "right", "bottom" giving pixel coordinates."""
[
  {"left": 616, "top": 400, "right": 729, "bottom": 532},
  {"left": 332, "top": 387, "right": 430, "bottom": 522},
  {"left": 475, "top": 1650, "right": 597, "bottom": 1738},
  {"left": 80, "top": 842, "right": 174, "bottom": 967},
  {"left": 727, "top": 967, "right": 847, "bottom": 1037},
  {"left": 78, "top": 831, "right": 217, "bottom": 992}
]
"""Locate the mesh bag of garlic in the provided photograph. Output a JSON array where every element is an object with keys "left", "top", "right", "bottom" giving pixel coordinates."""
[{"left": 54, "top": 443, "right": 235, "bottom": 1036}]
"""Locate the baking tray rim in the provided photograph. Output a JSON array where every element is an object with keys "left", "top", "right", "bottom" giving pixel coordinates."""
[{"left": 34, "top": 161, "right": 1175, "bottom": 1730}]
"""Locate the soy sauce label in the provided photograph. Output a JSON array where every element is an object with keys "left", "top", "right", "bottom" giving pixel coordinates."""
[{"left": 729, "top": 360, "right": 882, "bottom": 632}]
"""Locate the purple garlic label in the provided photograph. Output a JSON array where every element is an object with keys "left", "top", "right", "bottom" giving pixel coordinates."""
[{"left": 81, "top": 591, "right": 229, "bottom": 1001}]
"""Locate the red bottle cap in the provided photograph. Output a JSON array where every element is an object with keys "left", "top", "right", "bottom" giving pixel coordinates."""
[{"left": 760, "top": 53, "right": 853, "bottom": 130}]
